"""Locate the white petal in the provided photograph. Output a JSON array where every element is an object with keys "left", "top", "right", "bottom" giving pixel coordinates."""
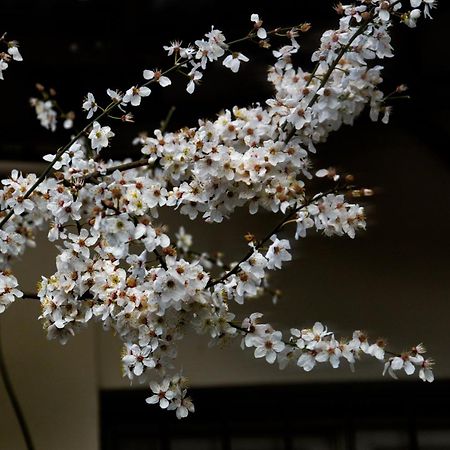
[
  {"left": 143, "top": 70, "right": 154, "bottom": 80},
  {"left": 186, "top": 81, "right": 195, "bottom": 94},
  {"left": 379, "top": 9, "right": 390, "bottom": 22},
  {"left": 266, "top": 351, "right": 277, "bottom": 364},
  {"left": 315, "top": 169, "right": 329, "bottom": 178},
  {"left": 254, "top": 347, "right": 266, "bottom": 358},
  {"left": 257, "top": 28, "right": 267, "bottom": 39},
  {"left": 146, "top": 395, "right": 159, "bottom": 404},
  {"left": 130, "top": 95, "right": 140, "bottom": 106},
  {"left": 134, "top": 363, "right": 144, "bottom": 376},
  {"left": 391, "top": 357, "right": 404, "bottom": 370},
  {"left": 139, "top": 86, "right": 151, "bottom": 97},
  {"left": 404, "top": 361, "right": 416, "bottom": 375},
  {"left": 159, "top": 76, "right": 171, "bottom": 87},
  {"left": 313, "top": 322, "right": 324, "bottom": 335},
  {"left": 315, "top": 352, "right": 328, "bottom": 363}
]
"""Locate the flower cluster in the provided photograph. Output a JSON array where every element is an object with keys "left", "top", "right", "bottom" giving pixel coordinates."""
[
  {"left": 0, "top": 270, "right": 22, "bottom": 314},
  {"left": 0, "top": 1, "right": 438, "bottom": 418},
  {"left": 146, "top": 376, "right": 195, "bottom": 419},
  {"left": 295, "top": 193, "right": 366, "bottom": 239},
  {"left": 0, "top": 33, "right": 22, "bottom": 80},
  {"left": 241, "top": 314, "right": 434, "bottom": 382},
  {"left": 384, "top": 343, "right": 435, "bottom": 382},
  {"left": 29, "top": 97, "right": 58, "bottom": 132},
  {"left": 30, "top": 84, "right": 76, "bottom": 131}
]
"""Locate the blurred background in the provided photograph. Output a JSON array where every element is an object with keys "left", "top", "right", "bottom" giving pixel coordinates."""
[{"left": 1, "top": 1, "right": 449, "bottom": 449}]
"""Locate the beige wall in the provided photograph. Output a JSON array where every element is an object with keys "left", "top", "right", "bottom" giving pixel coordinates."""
[
  {"left": 0, "top": 133, "right": 449, "bottom": 449},
  {"left": 0, "top": 233, "right": 98, "bottom": 450}
]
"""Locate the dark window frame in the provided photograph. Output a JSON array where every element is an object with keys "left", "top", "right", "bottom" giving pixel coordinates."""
[{"left": 101, "top": 380, "right": 450, "bottom": 450}]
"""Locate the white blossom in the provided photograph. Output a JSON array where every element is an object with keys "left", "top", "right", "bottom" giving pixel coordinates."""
[
  {"left": 143, "top": 69, "right": 171, "bottom": 87},
  {"left": 251, "top": 13, "right": 267, "bottom": 39},
  {"left": 223, "top": 52, "right": 249, "bottom": 73},
  {"left": 146, "top": 379, "right": 175, "bottom": 409},
  {"left": 123, "top": 85, "right": 151, "bottom": 106},
  {"left": 82, "top": 92, "right": 98, "bottom": 119},
  {"left": 266, "top": 236, "right": 292, "bottom": 270},
  {"left": 186, "top": 65, "right": 203, "bottom": 94},
  {"left": 0, "top": 59, "right": 8, "bottom": 80},
  {"left": 88, "top": 121, "right": 115, "bottom": 152}
]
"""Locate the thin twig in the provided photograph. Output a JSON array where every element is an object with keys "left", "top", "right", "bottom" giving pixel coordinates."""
[
  {"left": 153, "top": 249, "right": 168, "bottom": 270},
  {"left": 227, "top": 321, "right": 402, "bottom": 359},
  {"left": 160, "top": 106, "right": 176, "bottom": 133},
  {"left": 83, "top": 158, "right": 151, "bottom": 184}
]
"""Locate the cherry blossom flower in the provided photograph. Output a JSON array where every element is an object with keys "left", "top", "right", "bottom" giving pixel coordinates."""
[
  {"left": 266, "top": 236, "right": 292, "bottom": 270},
  {"left": 419, "top": 359, "right": 435, "bottom": 382},
  {"left": 82, "top": 92, "right": 98, "bottom": 119},
  {"left": 29, "top": 98, "right": 57, "bottom": 131},
  {"left": 169, "top": 393, "right": 195, "bottom": 419},
  {"left": 123, "top": 85, "right": 151, "bottom": 106},
  {"left": 186, "top": 64, "right": 203, "bottom": 94},
  {"left": 143, "top": 69, "right": 171, "bottom": 87},
  {"left": 7, "top": 41, "right": 23, "bottom": 61},
  {"left": 0, "top": 271, "right": 23, "bottom": 313},
  {"left": 88, "top": 121, "right": 115, "bottom": 152},
  {"left": 411, "top": 0, "right": 437, "bottom": 18},
  {"left": 0, "top": 59, "right": 8, "bottom": 80},
  {"left": 403, "top": 9, "right": 422, "bottom": 27},
  {"left": 175, "top": 227, "right": 192, "bottom": 252},
  {"left": 223, "top": 52, "right": 249, "bottom": 73},
  {"left": 122, "top": 344, "right": 156, "bottom": 377},
  {"left": 106, "top": 88, "right": 124, "bottom": 103},
  {"left": 251, "top": 331, "right": 285, "bottom": 364},
  {"left": 376, "top": 1, "right": 402, "bottom": 22},
  {"left": 163, "top": 40, "right": 194, "bottom": 59},
  {"left": 251, "top": 13, "right": 267, "bottom": 39},
  {"left": 146, "top": 380, "right": 175, "bottom": 409}
]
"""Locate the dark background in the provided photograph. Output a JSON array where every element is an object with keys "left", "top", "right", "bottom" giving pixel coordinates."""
[
  {"left": 1, "top": 0, "right": 449, "bottom": 170},
  {"left": 101, "top": 382, "right": 450, "bottom": 450}
]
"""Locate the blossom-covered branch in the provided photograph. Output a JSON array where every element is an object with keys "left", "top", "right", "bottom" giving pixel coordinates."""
[
  {"left": 0, "top": 0, "right": 438, "bottom": 420},
  {"left": 231, "top": 315, "right": 434, "bottom": 381}
]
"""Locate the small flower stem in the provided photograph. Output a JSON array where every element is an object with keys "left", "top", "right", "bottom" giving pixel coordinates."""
[
  {"left": 153, "top": 249, "right": 168, "bottom": 270},
  {"left": 0, "top": 320, "right": 36, "bottom": 450},
  {"left": 227, "top": 34, "right": 253, "bottom": 46},
  {"left": 305, "top": 62, "right": 320, "bottom": 87},
  {"left": 160, "top": 106, "right": 176, "bottom": 133},
  {"left": 83, "top": 158, "right": 151, "bottom": 184}
]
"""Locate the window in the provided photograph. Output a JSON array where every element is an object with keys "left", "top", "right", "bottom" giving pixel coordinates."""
[{"left": 101, "top": 382, "right": 450, "bottom": 450}]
